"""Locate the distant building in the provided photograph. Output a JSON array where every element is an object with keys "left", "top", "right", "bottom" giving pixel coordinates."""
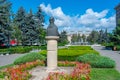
[
  {"left": 67, "top": 31, "right": 90, "bottom": 45},
  {"left": 67, "top": 34, "right": 72, "bottom": 44},
  {"left": 115, "top": 3, "right": 120, "bottom": 26}
]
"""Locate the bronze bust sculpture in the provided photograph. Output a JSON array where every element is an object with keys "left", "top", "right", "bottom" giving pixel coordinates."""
[{"left": 47, "top": 17, "right": 59, "bottom": 36}]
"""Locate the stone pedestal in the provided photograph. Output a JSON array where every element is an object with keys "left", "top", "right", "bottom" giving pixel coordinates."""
[{"left": 46, "top": 36, "right": 59, "bottom": 71}]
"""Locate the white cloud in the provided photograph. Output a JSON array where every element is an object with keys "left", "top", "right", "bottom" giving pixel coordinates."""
[
  {"left": 78, "top": 9, "right": 108, "bottom": 25},
  {"left": 40, "top": 4, "right": 116, "bottom": 32},
  {"left": 40, "top": 3, "right": 71, "bottom": 28}
]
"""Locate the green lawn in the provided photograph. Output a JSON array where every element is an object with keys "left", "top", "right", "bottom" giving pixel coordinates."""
[{"left": 91, "top": 68, "right": 120, "bottom": 80}]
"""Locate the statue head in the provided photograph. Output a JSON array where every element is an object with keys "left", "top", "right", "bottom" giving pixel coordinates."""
[
  {"left": 47, "top": 17, "right": 59, "bottom": 36},
  {"left": 49, "top": 16, "right": 55, "bottom": 24}
]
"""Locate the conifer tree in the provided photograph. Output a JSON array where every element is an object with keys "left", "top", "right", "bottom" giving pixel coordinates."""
[
  {"left": 35, "top": 7, "right": 45, "bottom": 45},
  {"left": 0, "top": 0, "right": 12, "bottom": 46},
  {"left": 59, "top": 30, "right": 68, "bottom": 45},
  {"left": 14, "top": 6, "right": 26, "bottom": 45},
  {"left": 113, "top": 20, "right": 120, "bottom": 45}
]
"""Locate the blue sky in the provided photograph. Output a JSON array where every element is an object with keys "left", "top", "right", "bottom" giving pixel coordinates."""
[{"left": 10, "top": 0, "right": 120, "bottom": 32}]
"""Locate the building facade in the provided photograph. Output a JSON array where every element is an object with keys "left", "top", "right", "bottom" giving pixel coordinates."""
[
  {"left": 115, "top": 3, "right": 120, "bottom": 26},
  {"left": 67, "top": 31, "right": 90, "bottom": 45}
]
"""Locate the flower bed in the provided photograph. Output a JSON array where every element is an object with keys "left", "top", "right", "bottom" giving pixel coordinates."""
[
  {"left": 2, "top": 60, "right": 44, "bottom": 80},
  {"left": 45, "top": 62, "right": 91, "bottom": 80}
]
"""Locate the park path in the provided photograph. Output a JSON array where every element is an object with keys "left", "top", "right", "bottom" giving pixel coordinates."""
[
  {"left": 0, "top": 54, "right": 24, "bottom": 67},
  {"left": 92, "top": 45, "right": 120, "bottom": 72}
]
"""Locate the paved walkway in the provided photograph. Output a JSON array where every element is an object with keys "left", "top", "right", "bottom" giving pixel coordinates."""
[
  {"left": 0, "top": 49, "right": 39, "bottom": 67},
  {"left": 92, "top": 46, "right": 120, "bottom": 72},
  {"left": 0, "top": 54, "right": 24, "bottom": 67}
]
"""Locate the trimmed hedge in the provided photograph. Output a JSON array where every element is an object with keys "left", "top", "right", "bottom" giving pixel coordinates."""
[
  {"left": 116, "top": 45, "right": 120, "bottom": 50},
  {"left": 40, "top": 46, "right": 99, "bottom": 61},
  {"left": 76, "top": 54, "right": 115, "bottom": 68},
  {"left": 0, "top": 46, "right": 46, "bottom": 54},
  {"left": 14, "top": 52, "right": 45, "bottom": 65},
  {"left": 60, "top": 46, "right": 93, "bottom": 50},
  {"left": 58, "top": 50, "right": 99, "bottom": 56},
  {"left": 68, "top": 46, "right": 93, "bottom": 50}
]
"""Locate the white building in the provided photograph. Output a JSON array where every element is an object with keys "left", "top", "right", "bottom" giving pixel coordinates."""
[{"left": 67, "top": 30, "right": 91, "bottom": 45}]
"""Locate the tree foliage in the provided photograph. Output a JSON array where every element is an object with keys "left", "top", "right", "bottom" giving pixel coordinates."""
[
  {"left": 87, "top": 29, "right": 108, "bottom": 44},
  {"left": 0, "top": 0, "right": 12, "bottom": 46},
  {"left": 12, "top": 6, "right": 26, "bottom": 45},
  {"left": 112, "top": 20, "right": 120, "bottom": 45},
  {"left": 13, "top": 7, "right": 45, "bottom": 46},
  {"left": 35, "top": 7, "right": 45, "bottom": 44},
  {"left": 77, "top": 33, "right": 81, "bottom": 42},
  {"left": 59, "top": 30, "right": 68, "bottom": 45},
  {"left": 87, "top": 30, "right": 99, "bottom": 44},
  {"left": 71, "top": 33, "right": 78, "bottom": 44}
]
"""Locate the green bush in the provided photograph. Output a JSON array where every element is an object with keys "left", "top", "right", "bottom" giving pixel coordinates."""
[
  {"left": 58, "top": 41, "right": 68, "bottom": 46},
  {"left": 58, "top": 50, "right": 99, "bottom": 56},
  {"left": 116, "top": 45, "right": 120, "bottom": 50},
  {"left": 39, "top": 50, "right": 46, "bottom": 56},
  {"left": 68, "top": 46, "right": 93, "bottom": 50},
  {"left": 0, "top": 71, "right": 6, "bottom": 78},
  {"left": 76, "top": 54, "right": 115, "bottom": 68},
  {"left": 14, "top": 52, "right": 45, "bottom": 65},
  {"left": 40, "top": 47, "right": 99, "bottom": 61},
  {"left": 58, "top": 50, "right": 99, "bottom": 61},
  {"left": 0, "top": 46, "right": 46, "bottom": 54},
  {"left": 40, "top": 49, "right": 99, "bottom": 57}
]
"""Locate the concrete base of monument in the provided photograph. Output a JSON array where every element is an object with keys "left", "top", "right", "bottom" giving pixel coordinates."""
[{"left": 45, "top": 67, "right": 67, "bottom": 73}]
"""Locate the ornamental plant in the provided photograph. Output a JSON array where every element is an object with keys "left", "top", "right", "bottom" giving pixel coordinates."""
[
  {"left": 70, "top": 62, "right": 90, "bottom": 80},
  {"left": 45, "top": 62, "right": 91, "bottom": 80},
  {"left": 3, "top": 60, "right": 43, "bottom": 80}
]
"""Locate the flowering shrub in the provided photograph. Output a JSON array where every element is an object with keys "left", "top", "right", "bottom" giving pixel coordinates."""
[
  {"left": 5, "top": 67, "right": 30, "bottom": 80},
  {"left": 46, "top": 62, "right": 91, "bottom": 80},
  {"left": 46, "top": 72, "right": 66, "bottom": 80},
  {"left": 3, "top": 60, "right": 44, "bottom": 80},
  {"left": 70, "top": 62, "right": 91, "bottom": 80}
]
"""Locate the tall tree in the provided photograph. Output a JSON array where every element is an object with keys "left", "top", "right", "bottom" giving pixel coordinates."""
[
  {"left": 98, "top": 29, "right": 104, "bottom": 44},
  {"left": 87, "top": 30, "right": 99, "bottom": 44},
  {"left": 112, "top": 20, "right": 120, "bottom": 45},
  {"left": 71, "top": 33, "right": 78, "bottom": 44},
  {"left": 35, "top": 7, "right": 45, "bottom": 45},
  {"left": 103, "top": 28, "right": 109, "bottom": 44},
  {"left": 13, "top": 6, "right": 26, "bottom": 45},
  {"left": 14, "top": 6, "right": 26, "bottom": 29},
  {"left": 22, "top": 9, "right": 38, "bottom": 45},
  {"left": 81, "top": 34, "right": 86, "bottom": 42},
  {"left": 36, "top": 7, "right": 46, "bottom": 44},
  {"left": 77, "top": 33, "right": 81, "bottom": 42},
  {"left": 0, "top": 0, "right": 12, "bottom": 46},
  {"left": 59, "top": 30, "right": 68, "bottom": 45}
]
